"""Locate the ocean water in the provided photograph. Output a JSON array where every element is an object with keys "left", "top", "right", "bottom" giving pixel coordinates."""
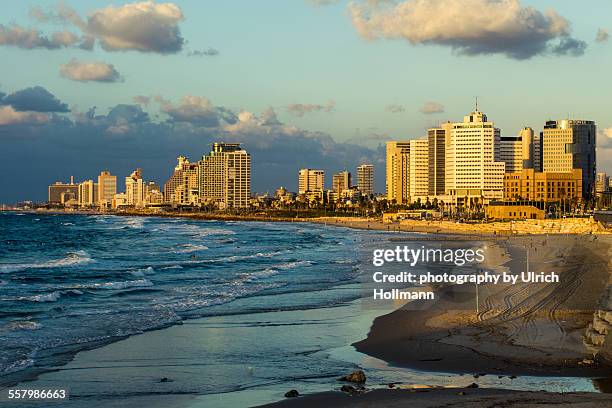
[{"left": 0, "top": 213, "right": 368, "bottom": 382}]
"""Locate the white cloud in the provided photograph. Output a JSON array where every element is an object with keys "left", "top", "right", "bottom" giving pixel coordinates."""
[
  {"left": 349, "top": 0, "right": 587, "bottom": 59},
  {"left": 0, "top": 106, "right": 49, "bottom": 126},
  {"left": 157, "top": 95, "right": 234, "bottom": 126},
  {"left": 0, "top": 24, "right": 80, "bottom": 49},
  {"left": 59, "top": 59, "right": 122, "bottom": 82},
  {"left": 419, "top": 101, "right": 444, "bottom": 114}
]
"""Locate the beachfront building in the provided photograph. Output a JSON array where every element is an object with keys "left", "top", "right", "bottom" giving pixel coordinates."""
[
  {"left": 541, "top": 119, "right": 596, "bottom": 199},
  {"left": 125, "top": 169, "right": 146, "bottom": 208},
  {"left": 500, "top": 127, "right": 535, "bottom": 174},
  {"left": 78, "top": 180, "right": 98, "bottom": 207},
  {"left": 298, "top": 169, "right": 325, "bottom": 195},
  {"left": 48, "top": 176, "right": 78, "bottom": 205},
  {"left": 357, "top": 164, "right": 374, "bottom": 196},
  {"left": 97, "top": 171, "right": 117, "bottom": 209},
  {"left": 200, "top": 143, "right": 251, "bottom": 209},
  {"left": 145, "top": 182, "right": 164, "bottom": 206},
  {"left": 444, "top": 109, "right": 505, "bottom": 206},
  {"left": 164, "top": 156, "right": 200, "bottom": 206},
  {"left": 503, "top": 168, "right": 582, "bottom": 203},
  {"left": 332, "top": 171, "right": 351, "bottom": 196},
  {"left": 385, "top": 139, "right": 429, "bottom": 205},
  {"left": 596, "top": 172, "right": 609, "bottom": 194},
  {"left": 428, "top": 123, "right": 451, "bottom": 196}
]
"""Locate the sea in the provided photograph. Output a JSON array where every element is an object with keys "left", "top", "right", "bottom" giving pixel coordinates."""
[{"left": 0, "top": 212, "right": 601, "bottom": 407}]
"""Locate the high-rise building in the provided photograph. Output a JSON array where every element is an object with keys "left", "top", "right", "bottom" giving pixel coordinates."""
[
  {"left": 596, "top": 172, "right": 609, "bottom": 194},
  {"left": 145, "top": 181, "right": 163, "bottom": 205},
  {"left": 78, "top": 180, "right": 98, "bottom": 207},
  {"left": 200, "top": 143, "right": 251, "bottom": 209},
  {"left": 386, "top": 141, "right": 410, "bottom": 204},
  {"left": 357, "top": 164, "right": 374, "bottom": 196},
  {"left": 385, "top": 139, "right": 428, "bottom": 204},
  {"left": 409, "top": 139, "right": 429, "bottom": 200},
  {"left": 164, "top": 156, "right": 199, "bottom": 205},
  {"left": 97, "top": 171, "right": 117, "bottom": 209},
  {"left": 332, "top": 171, "right": 351, "bottom": 195},
  {"left": 298, "top": 169, "right": 325, "bottom": 194},
  {"left": 500, "top": 127, "right": 535, "bottom": 174},
  {"left": 541, "top": 119, "right": 596, "bottom": 199},
  {"left": 48, "top": 177, "right": 78, "bottom": 204},
  {"left": 428, "top": 123, "right": 451, "bottom": 196},
  {"left": 445, "top": 109, "right": 505, "bottom": 202},
  {"left": 125, "top": 168, "right": 146, "bottom": 207}
]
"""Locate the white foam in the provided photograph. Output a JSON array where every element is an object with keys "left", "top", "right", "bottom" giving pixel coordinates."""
[
  {"left": 173, "top": 244, "right": 209, "bottom": 254},
  {"left": 0, "top": 250, "right": 92, "bottom": 273}
]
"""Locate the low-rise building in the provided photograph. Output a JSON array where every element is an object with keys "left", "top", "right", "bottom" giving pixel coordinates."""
[{"left": 503, "top": 169, "right": 582, "bottom": 203}]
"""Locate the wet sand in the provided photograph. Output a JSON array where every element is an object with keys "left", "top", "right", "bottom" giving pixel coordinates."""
[{"left": 256, "top": 387, "right": 612, "bottom": 407}]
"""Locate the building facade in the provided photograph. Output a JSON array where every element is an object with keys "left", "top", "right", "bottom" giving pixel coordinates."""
[
  {"left": 164, "top": 156, "right": 199, "bottom": 206},
  {"left": 332, "top": 171, "right": 351, "bottom": 195},
  {"left": 78, "top": 180, "right": 98, "bottom": 207},
  {"left": 357, "top": 164, "right": 374, "bottom": 197},
  {"left": 503, "top": 168, "right": 582, "bottom": 203},
  {"left": 408, "top": 139, "right": 429, "bottom": 200},
  {"left": 200, "top": 143, "right": 251, "bottom": 209},
  {"left": 298, "top": 169, "right": 325, "bottom": 194},
  {"left": 386, "top": 141, "right": 410, "bottom": 204},
  {"left": 97, "top": 171, "right": 117, "bottom": 209},
  {"left": 541, "top": 119, "right": 596, "bottom": 199},
  {"left": 428, "top": 123, "right": 451, "bottom": 196},
  {"left": 48, "top": 177, "right": 78, "bottom": 204},
  {"left": 125, "top": 168, "right": 146, "bottom": 208}
]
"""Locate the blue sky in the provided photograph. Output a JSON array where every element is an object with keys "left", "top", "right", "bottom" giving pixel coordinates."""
[{"left": 0, "top": 0, "right": 611, "bottom": 201}]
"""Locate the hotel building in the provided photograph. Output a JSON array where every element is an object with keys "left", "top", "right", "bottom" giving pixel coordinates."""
[
  {"left": 356, "top": 164, "right": 374, "bottom": 196},
  {"left": 500, "top": 127, "right": 535, "bottom": 173},
  {"left": 97, "top": 171, "right": 117, "bottom": 209},
  {"left": 48, "top": 176, "right": 79, "bottom": 205},
  {"left": 503, "top": 168, "right": 582, "bottom": 202},
  {"left": 445, "top": 110, "right": 505, "bottom": 204},
  {"left": 125, "top": 168, "right": 146, "bottom": 208},
  {"left": 541, "top": 119, "right": 596, "bottom": 199},
  {"left": 428, "top": 123, "right": 451, "bottom": 196},
  {"left": 164, "top": 156, "right": 200, "bottom": 206},
  {"left": 385, "top": 139, "right": 428, "bottom": 205},
  {"left": 298, "top": 169, "right": 325, "bottom": 194},
  {"left": 78, "top": 180, "right": 98, "bottom": 207},
  {"left": 200, "top": 143, "right": 251, "bottom": 209}
]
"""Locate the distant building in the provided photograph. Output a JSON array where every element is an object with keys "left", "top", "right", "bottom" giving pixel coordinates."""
[
  {"left": 445, "top": 109, "right": 505, "bottom": 204},
  {"left": 98, "top": 171, "right": 117, "bottom": 209},
  {"left": 200, "top": 143, "right": 251, "bottom": 209},
  {"left": 428, "top": 123, "right": 451, "bottom": 196},
  {"left": 596, "top": 172, "right": 609, "bottom": 194},
  {"left": 145, "top": 181, "right": 163, "bottom": 205},
  {"left": 357, "top": 164, "right": 374, "bottom": 196},
  {"left": 48, "top": 176, "right": 78, "bottom": 204},
  {"left": 78, "top": 180, "right": 98, "bottom": 207},
  {"left": 332, "top": 171, "right": 351, "bottom": 195},
  {"left": 125, "top": 168, "right": 146, "bottom": 208},
  {"left": 298, "top": 169, "right": 324, "bottom": 194},
  {"left": 486, "top": 202, "right": 545, "bottom": 220},
  {"left": 386, "top": 139, "right": 428, "bottom": 204},
  {"left": 541, "top": 119, "right": 596, "bottom": 199},
  {"left": 164, "top": 156, "right": 199, "bottom": 205},
  {"left": 500, "top": 128, "right": 534, "bottom": 174},
  {"left": 112, "top": 192, "right": 128, "bottom": 209},
  {"left": 503, "top": 168, "right": 582, "bottom": 203}
]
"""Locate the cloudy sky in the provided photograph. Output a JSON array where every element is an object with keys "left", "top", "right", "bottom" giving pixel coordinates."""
[{"left": 1, "top": 0, "right": 611, "bottom": 202}]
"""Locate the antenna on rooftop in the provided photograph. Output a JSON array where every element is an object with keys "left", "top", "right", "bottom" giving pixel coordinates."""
[{"left": 475, "top": 96, "right": 479, "bottom": 111}]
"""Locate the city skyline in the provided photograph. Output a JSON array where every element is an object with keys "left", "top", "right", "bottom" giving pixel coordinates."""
[{"left": 1, "top": 0, "right": 612, "bottom": 202}]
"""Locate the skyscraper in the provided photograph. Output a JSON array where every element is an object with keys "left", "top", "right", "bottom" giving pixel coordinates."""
[
  {"left": 541, "top": 119, "right": 596, "bottom": 199},
  {"left": 428, "top": 123, "right": 451, "bottom": 196},
  {"left": 332, "top": 171, "right": 351, "bottom": 195},
  {"left": 200, "top": 143, "right": 251, "bottom": 209},
  {"left": 78, "top": 180, "right": 98, "bottom": 207},
  {"left": 409, "top": 139, "right": 429, "bottom": 200},
  {"left": 445, "top": 109, "right": 505, "bottom": 203},
  {"left": 298, "top": 169, "right": 325, "bottom": 194},
  {"left": 164, "top": 157, "right": 199, "bottom": 205},
  {"left": 386, "top": 141, "right": 410, "bottom": 204},
  {"left": 357, "top": 164, "right": 374, "bottom": 196},
  {"left": 500, "top": 127, "right": 535, "bottom": 174},
  {"left": 97, "top": 171, "right": 117, "bottom": 209}
]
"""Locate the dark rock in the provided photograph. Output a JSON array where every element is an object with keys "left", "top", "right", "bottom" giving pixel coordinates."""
[
  {"left": 340, "top": 385, "right": 357, "bottom": 394},
  {"left": 509, "top": 375, "right": 517, "bottom": 379},
  {"left": 388, "top": 383, "right": 396, "bottom": 388},
  {"left": 159, "top": 377, "right": 173, "bottom": 383},
  {"left": 339, "top": 370, "right": 366, "bottom": 384},
  {"left": 284, "top": 390, "right": 300, "bottom": 398},
  {"left": 466, "top": 383, "right": 479, "bottom": 388}
]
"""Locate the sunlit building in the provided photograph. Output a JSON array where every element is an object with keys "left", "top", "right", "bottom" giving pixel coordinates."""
[
  {"left": 78, "top": 180, "right": 98, "bottom": 207},
  {"left": 48, "top": 176, "right": 78, "bottom": 204},
  {"left": 332, "top": 171, "right": 351, "bottom": 195},
  {"left": 298, "top": 169, "right": 324, "bottom": 194},
  {"left": 97, "top": 171, "right": 117, "bottom": 209},
  {"left": 200, "top": 143, "right": 251, "bottom": 209},
  {"left": 356, "top": 164, "right": 374, "bottom": 196}
]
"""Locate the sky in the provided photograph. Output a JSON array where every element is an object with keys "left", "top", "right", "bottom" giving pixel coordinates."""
[{"left": 1, "top": 0, "right": 611, "bottom": 202}]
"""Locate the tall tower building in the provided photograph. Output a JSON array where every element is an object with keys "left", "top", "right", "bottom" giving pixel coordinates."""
[
  {"left": 541, "top": 119, "right": 596, "bottom": 199},
  {"left": 78, "top": 180, "right": 98, "bottom": 207},
  {"left": 164, "top": 156, "right": 199, "bottom": 205},
  {"left": 428, "top": 123, "right": 451, "bottom": 196},
  {"left": 386, "top": 141, "right": 410, "bottom": 204},
  {"left": 500, "top": 127, "right": 535, "bottom": 174},
  {"left": 445, "top": 109, "right": 505, "bottom": 202},
  {"left": 357, "top": 164, "right": 374, "bottom": 196},
  {"left": 200, "top": 143, "right": 251, "bottom": 209},
  {"left": 409, "top": 139, "right": 429, "bottom": 200},
  {"left": 97, "top": 171, "right": 117, "bottom": 209},
  {"left": 298, "top": 169, "right": 325, "bottom": 194},
  {"left": 332, "top": 171, "right": 351, "bottom": 195}
]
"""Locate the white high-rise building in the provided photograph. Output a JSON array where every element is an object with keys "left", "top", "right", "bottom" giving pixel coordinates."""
[
  {"left": 408, "top": 139, "right": 429, "bottom": 200},
  {"left": 125, "top": 168, "right": 146, "bottom": 208},
  {"left": 78, "top": 180, "right": 98, "bottom": 207},
  {"left": 357, "top": 164, "right": 374, "bottom": 196},
  {"left": 298, "top": 169, "right": 325, "bottom": 194},
  {"left": 445, "top": 109, "right": 505, "bottom": 203},
  {"left": 97, "top": 170, "right": 117, "bottom": 209},
  {"left": 500, "top": 127, "right": 535, "bottom": 173}
]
